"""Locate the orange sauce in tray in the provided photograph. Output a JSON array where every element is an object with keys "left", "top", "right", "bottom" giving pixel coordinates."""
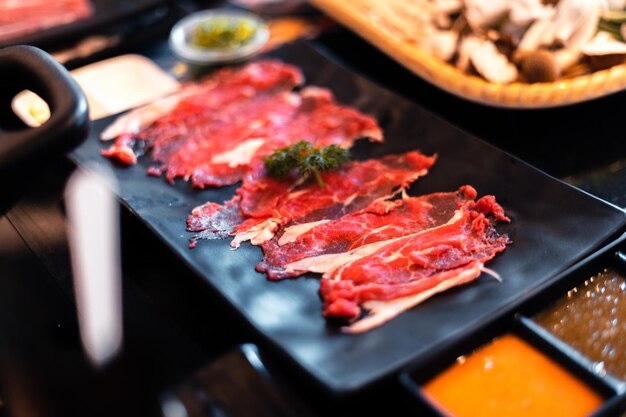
[{"left": 422, "top": 334, "right": 603, "bottom": 417}]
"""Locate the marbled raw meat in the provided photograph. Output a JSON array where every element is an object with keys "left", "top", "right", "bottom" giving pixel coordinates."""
[
  {"left": 257, "top": 186, "right": 478, "bottom": 280},
  {"left": 0, "top": 0, "right": 93, "bottom": 41},
  {"left": 231, "top": 151, "right": 437, "bottom": 247},
  {"left": 320, "top": 194, "right": 510, "bottom": 332},
  {"left": 102, "top": 60, "right": 304, "bottom": 172},
  {"left": 102, "top": 61, "right": 383, "bottom": 189},
  {"left": 186, "top": 151, "right": 437, "bottom": 248},
  {"left": 162, "top": 86, "right": 382, "bottom": 187}
]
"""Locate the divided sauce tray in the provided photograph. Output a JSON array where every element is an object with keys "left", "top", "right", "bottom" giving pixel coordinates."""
[
  {"left": 402, "top": 234, "right": 626, "bottom": 417},
  {"left": 69, "top": 40, "right": 626, "bottom": 396}
]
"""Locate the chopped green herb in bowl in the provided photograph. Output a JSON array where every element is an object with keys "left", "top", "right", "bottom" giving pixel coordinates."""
[
  {"left": 169, "top": 9, "right": 269, "bottom": 65},
  {"left": 190, "top": 18, "right": 257, "bottom": 49}
]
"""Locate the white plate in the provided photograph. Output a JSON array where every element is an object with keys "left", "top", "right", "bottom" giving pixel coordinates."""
[{"left": 168, "top": 9, "right": 269, "bottom": 66}]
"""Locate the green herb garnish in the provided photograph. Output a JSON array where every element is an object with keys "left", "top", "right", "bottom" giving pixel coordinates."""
[
  {"left": 264, "top": 141, "right": 350, "bottom": 187},
  {"left": 190, "top": 18, "right": 256, "bottom": 49}
]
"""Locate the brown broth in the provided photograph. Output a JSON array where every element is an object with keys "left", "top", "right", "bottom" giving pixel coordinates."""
[{"left": 534, "top": 267, "right": 626, "bottom": 379}]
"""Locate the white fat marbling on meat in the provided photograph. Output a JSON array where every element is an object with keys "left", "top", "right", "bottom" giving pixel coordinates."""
[
  {"left": 211, "top": 138, "right": 266, "bottom": 167},
  {"left": 286, "top": 210, "right": 464, "bottom": 275},
  {"left": 278, "top": 220, "right": 330, "bottom": 246},
  {"left": 100, "top": 87, "right": 200, "bottom": 141},
  {"left": 344, "top": 263, "right": 483, "bottom": 333},
  {"left": 231, "top": 218, "right": 280, "bottom": 249}
]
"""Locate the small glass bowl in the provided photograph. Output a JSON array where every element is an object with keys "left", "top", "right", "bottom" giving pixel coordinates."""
[{"left": 169, "top": 9, "right": 269, "bottom": 66}]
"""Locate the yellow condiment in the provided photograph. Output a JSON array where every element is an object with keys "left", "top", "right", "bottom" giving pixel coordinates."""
[
  {"left": 422, "top": 334, "right": 603, "bottom": 417},
  {"left": 190, "top": 18, "right": 256, "bottom": 49}
]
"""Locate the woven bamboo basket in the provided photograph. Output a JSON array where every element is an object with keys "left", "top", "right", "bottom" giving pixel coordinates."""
[{"left": 310, "top": 0, "right": 626, "bottom": 108}]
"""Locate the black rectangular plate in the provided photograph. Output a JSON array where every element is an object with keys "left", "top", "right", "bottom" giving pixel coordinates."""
[
  {"left": 0, "top": 0, "right": 170, "bottom": 49},
  {"left": 69, "top": 41, "right": 626, "bottom": 395}
]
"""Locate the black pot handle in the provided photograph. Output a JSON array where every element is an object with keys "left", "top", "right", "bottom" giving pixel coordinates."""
[{"left": 0, "top": 45, "right": 89, "bottom": 175}]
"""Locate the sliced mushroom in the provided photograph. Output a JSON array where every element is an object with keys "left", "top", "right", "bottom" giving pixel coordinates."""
[
  {"left": 519, "top": 0, "right": 602, "bottom": 50},
  {"left": 552, "top": 0, "right": 596, "bottom": 45},
  {"left": 583, "top": 31, "right": 626, "bottom": 55},
  {"left": 470, "top": 39, "right": 519, "bottom": 84},
  {"left": 499, "top": 0, "right": 553, "bottom": 45},
  {"left": 509, "top": 0, "right": 554, "bottom": 27},
  {"left": 517, "top": 12, "right": 556, "bottom": 50},
  {"left": 457, "top": 34, "right": 483, "bottom": 72},
  {"left": 558, "top": 0, "right": 604, "bottom": 69},
  {"left": 464, "top": 0, "right": 509, "bottom": 30},
  {"left": 424, "top": 29, "right": 460, "bottom": 62},
  {"left": 560, "top": 0, "right": 603, "bottom": 49},
  {"left": 582, "top": 31, "right": 626, "bottom": 70},
  {"left": 518, "top": 0, "right": 603, "bottom": 72}
]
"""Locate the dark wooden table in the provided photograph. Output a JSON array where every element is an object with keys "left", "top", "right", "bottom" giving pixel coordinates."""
[{"left": 1, "top": 2, "right": 626, "bottom": 416}]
